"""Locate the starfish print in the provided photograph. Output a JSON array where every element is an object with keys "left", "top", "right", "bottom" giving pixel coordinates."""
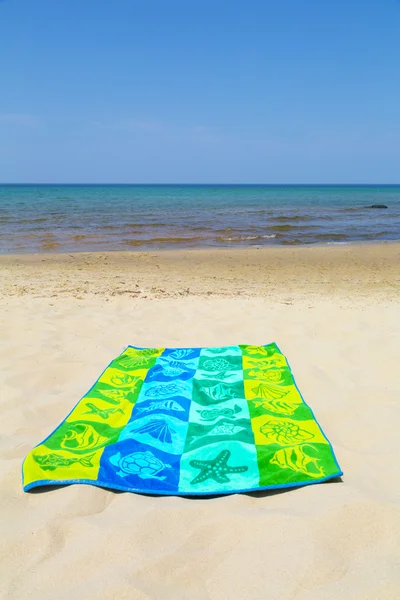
[{"left": 190, "top": 450, "right": 248, "bottom": 485}]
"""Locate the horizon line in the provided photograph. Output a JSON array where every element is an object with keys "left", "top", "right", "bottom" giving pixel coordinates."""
[{"left": 1, "top": 182, "right": 400, "bottom": 186}]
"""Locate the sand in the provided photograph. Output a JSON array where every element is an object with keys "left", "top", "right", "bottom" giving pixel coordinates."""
[{"left": 0, "top": 244, "right": 399, "bottom": 600}]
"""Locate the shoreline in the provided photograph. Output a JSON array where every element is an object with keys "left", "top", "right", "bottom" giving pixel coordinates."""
[
  {"left": 1, "top": 236, "right": 400, "bottom": 254},
  {"left": 1, "top": 242, "right": 399, "bottom": 300},
  {"left": 1, "top": 237, "right": 399, "bottom": 255}
]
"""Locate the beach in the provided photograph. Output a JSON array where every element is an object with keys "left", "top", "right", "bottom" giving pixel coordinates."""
[{"left": 1, "top": 244, "right": 399, "bottom": 599}]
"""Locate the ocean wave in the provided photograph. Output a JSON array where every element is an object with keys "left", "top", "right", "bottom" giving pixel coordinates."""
[
  {"left": 2, "top": 184, "right": 399, "bottom": 253},
  {"left": 123, "top": 236, "right": 205, "bottom": 246},
  {"left": 268, "top": 224, "right": 319, "bottom": 233},
  {"left": 123, "top": 223, "right": 167, "bottom": 229},
  {"left": 280, "top": 232, "right": 349, "bottom": 244},
  {"left": 216, "top": 234, "right": 276, "bottom": 242},
  {"left": 268, "top": 215, "right": 314, "bottom": 222}
]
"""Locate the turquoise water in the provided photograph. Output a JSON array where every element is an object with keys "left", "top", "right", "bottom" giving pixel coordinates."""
[{"left": 0, "top": 184, "right": 399, "bottom": 253}]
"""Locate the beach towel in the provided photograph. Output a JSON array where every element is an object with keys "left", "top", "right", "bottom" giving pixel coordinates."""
[{"left": 23, "top": 344, "right": 342, "bottom": 495}]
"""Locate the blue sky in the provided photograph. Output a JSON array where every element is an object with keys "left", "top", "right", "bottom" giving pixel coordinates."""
[{"left": 0, "top": 0, "right": 399, "bottom": 183}]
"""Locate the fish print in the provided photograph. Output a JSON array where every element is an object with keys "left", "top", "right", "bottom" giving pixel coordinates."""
[
  {"left": 150, "top": 360, "right": 194, "bottom": 378},
  {"left": 251, "top": 398, "right": 297, "bottom": 416},
  {"left": 197, "top": 405, "right": 242, "bottom": 421},
  {"left": 60, "top": 423, "right": 109, "bottom": 452},
  {"left": 245, "top": 346, "right": 269, "bottom": 356},
  {"left": 144, "top": 383, "right": 185, "bottom": 398},
  {"left": 97, "top": 387, "right": 136, "bottom": 405},
  {"left": 83, "top": 403, "right": 124, "bottom": 419},
  {"left": 199, "top": 383, "right": 236, "bottom": 402},
  {"left": 270, "top": 445, "right": 325, "bottom": 478},
  {"left": 137, "top": 400, "right": 185, "bottom": 413},
  {"left": 33, "top": 452, "right": 96, "bottom": 471},
  {"left": 208, "top": 423, "right": 244, "bottom": 436},
  {"left": 110, "top": 374, "right": 138, "bottom": 387}
]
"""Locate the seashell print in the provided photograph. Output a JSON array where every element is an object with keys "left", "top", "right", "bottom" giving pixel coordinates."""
[
  {"left": 251, "top": 382, "right": 288, "bottom": 400},
  {"left": 129, "top": 418, "right": 175, "bottom": 444},
  {"left": 117, "top": 355, "right": 152, "bottom": 369},
  {"left": 169, "top": 349, "right": 194, "bottom": 359}
]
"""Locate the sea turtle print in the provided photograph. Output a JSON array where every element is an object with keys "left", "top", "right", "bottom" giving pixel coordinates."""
[{"left": 110, "top": 451, "right": 171, "bottom": 480}]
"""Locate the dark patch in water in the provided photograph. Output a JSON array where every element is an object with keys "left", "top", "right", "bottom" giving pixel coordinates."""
[
  {"left": 313, "top": 233, "right": 348, "bottom": 241},
  {"left": 124, "top": 223, "right": 167, "bottom": 229},
  {"left": 370, "top": 231, "right": 393, "bottom": 237},
  {"left": 123, "top": 236, "right": 204, "bottom": 247},
  {"left": 281, "top": 239, "right": 305, "bottom": 245},
  {"left": 269, "top": 224, "right": 319, "bottom": 233},
  {"left": 340, "top": 207, "right": 365, "bottom": 213},
  {"left": 269, "top": 215, "right": 313, "bottom": 222},
  {"left": 40, "top": 241, "right": 60, "bottom": 250},
  {"left": 17, "top": 217, "right": 49, "bottom": 224}
]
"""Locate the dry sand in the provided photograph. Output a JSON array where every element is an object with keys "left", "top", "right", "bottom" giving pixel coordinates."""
[{"left": 0, "top": 244, "right": 399, "bottom": 600}]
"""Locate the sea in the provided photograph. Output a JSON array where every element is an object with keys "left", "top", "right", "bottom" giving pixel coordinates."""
[{"left": 0, "top": 184, "right": 399, "bottom": 253}]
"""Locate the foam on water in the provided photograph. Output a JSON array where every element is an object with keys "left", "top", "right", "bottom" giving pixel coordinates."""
[{"left": 0, "top": 184, "right": 399, "bottom": 253}]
